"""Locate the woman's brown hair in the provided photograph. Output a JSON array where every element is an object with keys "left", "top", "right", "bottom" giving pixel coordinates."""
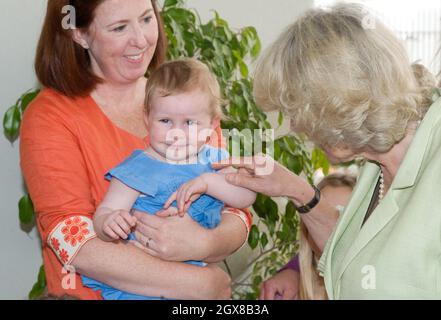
[{"left": 35, "top": 0, "right": 167, "bottom": 97}]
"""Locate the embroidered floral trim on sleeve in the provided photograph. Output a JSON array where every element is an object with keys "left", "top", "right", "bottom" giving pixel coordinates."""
[
  {"left": 47, "top": 216, "right": 97, "bottom": 265},
  {"left": 222, "top": 208, "right": 252, "bottom": 252},
  {"left": 222, "top": 208, "right": 252, "bottom": 233}
]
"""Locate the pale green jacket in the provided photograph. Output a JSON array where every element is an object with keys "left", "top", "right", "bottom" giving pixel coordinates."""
[{"left": 318, "top": 92, "right": 441, "bottom": 299}]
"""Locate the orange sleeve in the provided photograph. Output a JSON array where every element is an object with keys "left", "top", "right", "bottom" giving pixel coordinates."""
[{"left": 20, "top": 97, "right": 97, "bottom": 265}]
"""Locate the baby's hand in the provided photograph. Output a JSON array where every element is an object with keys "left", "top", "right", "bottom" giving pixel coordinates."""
[
  {"left": 163, "top": 176, "right": 208, "bottom": 216},
  {"left": 156, "top": 206, "right": 179, "bottom": 217},
  {"left": 102, "top": 209, "right": 137, "bottom": 240}
]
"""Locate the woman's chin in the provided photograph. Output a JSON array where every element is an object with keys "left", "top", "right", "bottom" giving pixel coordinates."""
[
  {"left": 118, "top": 62, "right": 150, "bottom": 81},
  {"left": 124, "top": 70, "right": 148, "bottom": 82}
]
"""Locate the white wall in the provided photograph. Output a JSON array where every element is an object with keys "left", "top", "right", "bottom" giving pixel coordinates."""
[
  {"left": 185, "top": 0, "right": 314, "bottom": 49},
  {"left": 0, "top": 0, "right": 48, "bottom": 300},
  {"left": 0, "top": 0, "right": 312, "bottom": 299}
]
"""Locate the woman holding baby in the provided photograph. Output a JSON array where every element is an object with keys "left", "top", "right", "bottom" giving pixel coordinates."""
[{"left": 21, "top": 0, "right": 252, "bottom": 299}]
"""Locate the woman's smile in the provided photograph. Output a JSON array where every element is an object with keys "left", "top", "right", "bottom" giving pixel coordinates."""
[{"left": 124, "top": 52, "right": 145, "bottom": 63}]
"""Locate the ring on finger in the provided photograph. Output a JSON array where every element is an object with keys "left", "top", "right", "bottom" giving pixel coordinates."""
[{"left": 145, "top": 237, "right": 152, "bottom": 248}]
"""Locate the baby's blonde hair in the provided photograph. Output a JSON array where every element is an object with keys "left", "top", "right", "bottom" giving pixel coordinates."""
[
  {"left": 254, "top": 3, "right": 435, "bottom": 153},
  {"left": 298, "top": 173, "right": 356, "bottom": 300},
  {"left": 145, "top": 58, "right": 225, "bottom": 119}
]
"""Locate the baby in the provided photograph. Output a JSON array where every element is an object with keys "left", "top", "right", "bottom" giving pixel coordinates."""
[{"left": 81, "top": 58, "right": 256, "bottom": 300}]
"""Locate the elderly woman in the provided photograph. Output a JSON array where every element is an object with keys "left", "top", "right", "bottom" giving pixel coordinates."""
[
  {"left": 20, "top": 0, "right": 252, "bottom": 299},
  {"left": 214, "top": 3, "right": 441, "bottom": 299}
]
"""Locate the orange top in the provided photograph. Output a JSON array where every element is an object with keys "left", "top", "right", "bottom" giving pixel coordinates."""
[{"left": 20, "top": 88, "right": 252, "bottom": 299}]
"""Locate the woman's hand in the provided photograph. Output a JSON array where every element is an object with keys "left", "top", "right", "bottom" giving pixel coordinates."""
[
  {"left": 72, "top": 237, "right": 232, "bottom": 299},
  {"left": 212, "top": 154, "right": 311, "bottom": 200},
  {"left": 259, "top": 269, "right": 300, "bottom": 300},
  {"left": 213, "top": 154, "right": 338, "bottom": 253},
  {"left": 130, "top": 210, "right": 211, "bottom": 261}
]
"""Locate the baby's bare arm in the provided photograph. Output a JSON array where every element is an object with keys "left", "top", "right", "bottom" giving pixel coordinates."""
[
  {"left": 202, "top": 169, "right": 256, "bottom": 208},
  {"left": 94, "top": 178, "right": 140, "bottom": 241}
]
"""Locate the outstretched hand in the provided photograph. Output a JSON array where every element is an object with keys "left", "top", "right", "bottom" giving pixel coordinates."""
[{"left": 211, "top": 154, "right": 300, "bottom": 198}]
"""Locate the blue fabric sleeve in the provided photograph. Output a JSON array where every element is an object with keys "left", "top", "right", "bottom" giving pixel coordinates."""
[{"left": 104, "top": 150, "right": 158, "bottom": 196}]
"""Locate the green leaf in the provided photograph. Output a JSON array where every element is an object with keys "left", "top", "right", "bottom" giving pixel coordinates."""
[
  {"left": 37, "top": 265, "right": 46, "bottom": 285},
  {"left": 286, "top": 155, "right": 303, "bottom": 175},
  {"left": 266, "top": 220, "right": 277, "bottom": 237},
  {"left": 28, "top": 265, "right": 46, "bottom": 300},
  {"left": 18, "top": 194, "right": 34, "bottom": 225},
  {"left": 163, "top": 0, "right": 179, "bottom": 9},
  {"left": 285, "top": 201, "right": 297, "bottom": 220},
  {"left": 252, "top": 275, "right": 263, "bottom": 287},
  {"left": 251, "top": 38, "right": 262, "bottom": 58},
  {"left": 3, "top": 105, "right": 21, "bottom": 143},
  {"left": 28, "top": 282, "right": 46, "bottom": 300},
  {"left": 264, "top": 197, "right": 279, "bottom": 222},
  {"left": 278, "top": 111, "right": 284, "bottom": 127},
  {"left": 20, "top": 90, "right": 39, "bottom": 112},
  {"left": 260, "top": 232, "right": 269, "bottom": 249},
  {"left": 214, "top": 11, "right": 229, "bottom": 28},
  {"left": 248, "top": 225, "right": 260, "bottom": 249},
  {"left": 243, "top": 26, "right": 258, "bottom": 40},
  {"left": 283, "top": 136, "right": 298, "bottom": 155},
  {"left": 165, "top": 8, "right": 196, "bottom": 26},
  {"left": 244, "top": 291, "right": 258, "bottom": 300},
  {"left": 238, "top": 59, "right": 249, "bottom": 77},
  {"left": 252, "top": 194, "right": 268, "bottom": 219}
]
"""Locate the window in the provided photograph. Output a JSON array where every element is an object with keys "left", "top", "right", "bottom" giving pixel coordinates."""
[{"left": 314, "top": 0, "right": 441, "bottom": 75}]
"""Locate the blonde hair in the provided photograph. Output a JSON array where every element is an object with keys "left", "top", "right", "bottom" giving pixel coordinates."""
[
  {"left": 411, "top": 63, "right": 438, "bottom": 110},
  {"left": 145, "top": 58, "right": 225, "bottom": 119},
  {"left": 298, "top": 173, "right": 356, "bottom": 300},
  {"left": 254, "top": 3, "right": 434, "bottom": 153}
]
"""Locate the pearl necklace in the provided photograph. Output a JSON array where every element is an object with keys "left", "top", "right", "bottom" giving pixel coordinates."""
[
  {"left": 378, "top": 119, "right": 422, "bottom": 202},
  {"left": 378, "top": 169, "right": 384, "bottom": 201}
]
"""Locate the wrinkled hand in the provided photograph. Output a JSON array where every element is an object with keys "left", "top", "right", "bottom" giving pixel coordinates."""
[
  {"left": 163, "top": 177, "right": 208, "bottom": 215},
  {"left": 259, "top": 269, "right": 300, "bottom": 300},
  {"left": 211, "top": 154, "right": 301, "bottom": 198},
  {"left": 101, "top": 209, "right": 137, "bottom": 240},
  {"left": 130, "top": 210, "right": 210, "bottom": 261}
]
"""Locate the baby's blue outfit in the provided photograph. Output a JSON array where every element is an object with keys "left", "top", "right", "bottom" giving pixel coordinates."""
[{"left": 81, "top": 145, "right": 229, "bottom": 300}]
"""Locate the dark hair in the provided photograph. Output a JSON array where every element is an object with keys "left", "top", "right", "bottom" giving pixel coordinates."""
[{"left": 35, "top": 0, "right": 167, "bottom": 97}]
